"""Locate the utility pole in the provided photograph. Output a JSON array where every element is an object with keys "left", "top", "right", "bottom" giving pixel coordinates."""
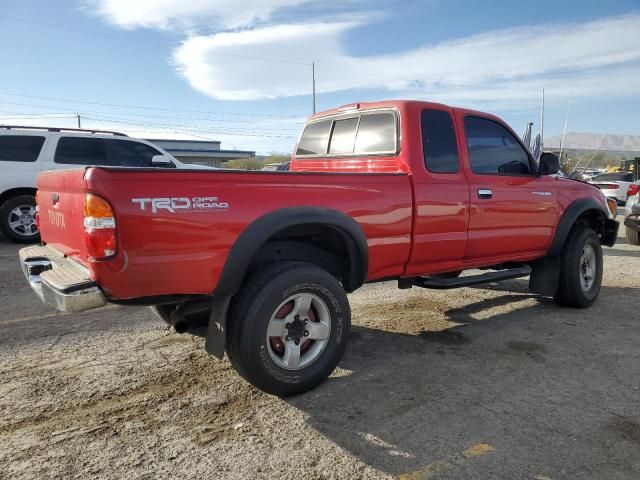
[
  {"left": 312, "top": 61, "right": 316, "bottom": 114},
  {"left": 76, "top": 113, "right": 81, "bottom": 128}
]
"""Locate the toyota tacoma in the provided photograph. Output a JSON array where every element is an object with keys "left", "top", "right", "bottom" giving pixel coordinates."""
[{"left": 19, "top": 100, "right": 619, "bottom": 396}]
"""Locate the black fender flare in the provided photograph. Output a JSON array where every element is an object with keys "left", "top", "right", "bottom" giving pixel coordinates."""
[
  {"left": 529, "top": 197, "right": 608, "bottom": 297},
  {"left": 205, "top": 207, "right": 368, "bottom": 358},
  {"left": 212, "top": 206, "right": 368, "bottom": 296},
  {"left": 546, "top": 197, "right": 608, "bottom": 257}
]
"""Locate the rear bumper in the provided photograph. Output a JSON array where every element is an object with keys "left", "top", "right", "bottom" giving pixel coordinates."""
[{"left": 19, "top": 245, "right": 106, "bottom": 313}]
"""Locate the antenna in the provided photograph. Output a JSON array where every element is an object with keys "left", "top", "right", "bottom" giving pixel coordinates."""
[
  {"left": 559, "top": 85, "right": 574, "bottom": 162},
  {"left": 76, "top": 113, "right": 81, "bottom": 128},
  {"left": 539, "top": 88, "right": 545, "bottom": 153},
  {"left": 312, "top": 61, "right": 316, "bottom": 114}
]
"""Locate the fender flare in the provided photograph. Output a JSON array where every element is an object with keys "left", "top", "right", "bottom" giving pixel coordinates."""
[
  {"left": 546, "top": 197, "right": 607, "bottom": 257},
  {"left": 212, "top": 206, "right": 368, "bottom": 297}
]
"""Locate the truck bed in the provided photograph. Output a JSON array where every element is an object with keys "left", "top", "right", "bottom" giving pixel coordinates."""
[{"left": 36, "top": 167, "right": 413, "bottom": 300}]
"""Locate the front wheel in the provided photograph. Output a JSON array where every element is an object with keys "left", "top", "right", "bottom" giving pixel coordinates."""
[
  {"left": 226, "top": 261, "right": 351, "bottom": 396},
  {"left": 554, "top": 226, "right": 603, "bottom": 308}
]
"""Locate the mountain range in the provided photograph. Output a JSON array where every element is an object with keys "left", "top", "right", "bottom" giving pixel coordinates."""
[{"left": 545, "top": 132, "right": 640, "bottom": 152}]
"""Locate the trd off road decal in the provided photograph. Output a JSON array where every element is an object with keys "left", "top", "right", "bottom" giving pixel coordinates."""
[{"left": 131, "top": 196, "right": 229, "bottom": 214}]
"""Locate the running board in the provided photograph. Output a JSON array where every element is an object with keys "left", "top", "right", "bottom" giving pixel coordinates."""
[{"left": 411, "top": 265, "right": 532, "bottom": 290}]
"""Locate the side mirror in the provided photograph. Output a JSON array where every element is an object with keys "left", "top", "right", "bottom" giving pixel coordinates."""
[
  {"left": 150, "top": 155, "right": 175, "bottom": 168},
  {"left": 539, "top": 152, "right": 560, "bottom": 175}
]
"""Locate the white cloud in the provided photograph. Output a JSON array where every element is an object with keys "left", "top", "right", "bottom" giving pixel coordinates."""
[
  {"left": 88, "top": 0, "right": 317, "bottom": 29},
  {"left": 172, "top": 14, "right": 640, "bottom": 102}
]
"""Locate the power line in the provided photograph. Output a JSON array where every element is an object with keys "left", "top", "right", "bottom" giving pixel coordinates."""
[
  {"left": 81, "top": 114, "right": 296, "bottom": 138},
  {"left": 0, "top": 115, "right": 75, "bottom": 121},
  {"left": 0, "top": 101, "right": 303, "bottom": 129},
  {"left": 0, "top": 92, "right": 306, "bottom": 118}
]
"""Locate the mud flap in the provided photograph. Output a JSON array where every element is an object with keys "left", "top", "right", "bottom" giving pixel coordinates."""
[
  {"left": 603, "top": 218, "right": 619, "bottom": 247},
  {"left": 529, "top": 257, "right": 560, "bottom": 296},
  {"left": 204, "top": 296, "right": 231, "bottom": 359}
]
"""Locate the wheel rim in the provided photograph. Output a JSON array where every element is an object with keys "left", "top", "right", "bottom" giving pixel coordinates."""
[
  {"left": 579, "top": 244, "right": 597, "bottom": 291},
  {"left": 266, "top": 293, "right": 331, "bottom": 371},
  {"left": 8, "top": 205, "right": 38, "bottom": 238}
]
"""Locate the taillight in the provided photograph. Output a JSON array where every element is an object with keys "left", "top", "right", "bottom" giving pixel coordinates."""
[
  {"left": 83, "top": 193, "right": 116, "bottom": 260},
  {"left": 628, "top": 184, "right": 640, "bottom": 196},
  {"left": 605, "top": 184, "right": 620, "bottom": 190}
]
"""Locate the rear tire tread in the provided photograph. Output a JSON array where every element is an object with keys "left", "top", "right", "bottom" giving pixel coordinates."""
[
  {"left": 226, "top": 261, "right": 350, "bottom": 396},
  {"left": 626, "top": 226, "right": 640, "bottom": 246}
]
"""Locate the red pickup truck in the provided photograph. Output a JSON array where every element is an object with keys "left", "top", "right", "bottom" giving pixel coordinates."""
[{"left": 20, "top": 100, "right": 618, "bottom": 396}]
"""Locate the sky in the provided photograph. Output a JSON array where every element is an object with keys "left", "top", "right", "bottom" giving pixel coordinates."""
[{"left": 1, "top": 0, "right": 639, "bottom": 154}]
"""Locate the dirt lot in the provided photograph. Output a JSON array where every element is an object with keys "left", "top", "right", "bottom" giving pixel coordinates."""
[{"left": 1, "top": 228, "right": 639, "bottom": 480}]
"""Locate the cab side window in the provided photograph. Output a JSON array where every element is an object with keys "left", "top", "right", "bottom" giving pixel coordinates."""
[
  {"left": 421, "top": 109, "right": 459, "bottom": 174},
  {"left": 464, "top": 116, "right": 532, "bottom": 175}
]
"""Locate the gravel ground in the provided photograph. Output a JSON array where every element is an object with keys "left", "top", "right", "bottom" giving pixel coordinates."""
[{"left": 1, "top": 226, "right": 639, "bottom": 479}]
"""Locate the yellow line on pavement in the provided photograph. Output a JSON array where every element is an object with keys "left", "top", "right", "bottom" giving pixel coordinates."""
[{"left": 399, "top": 443, "right": 495, "bottom": 480}]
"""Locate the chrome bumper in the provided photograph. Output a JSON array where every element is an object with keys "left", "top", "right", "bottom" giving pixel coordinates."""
[{"left": 19, "top": 245, "right": 106, "bottom": 313}]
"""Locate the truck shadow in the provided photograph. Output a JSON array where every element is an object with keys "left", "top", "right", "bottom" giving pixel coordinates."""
[{"left": 286, "top": 283, "right": 640, "bottom": 478}]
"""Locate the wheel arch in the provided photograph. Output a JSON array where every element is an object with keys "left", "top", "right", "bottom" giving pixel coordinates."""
[
  {"left": 212, "top": 207, "right": 368, "bottom": 297},
  {"left": 0, "top": 187, "right": 37, "bottom": 207},
  {"left": 531, "top": 198, "right": 611, "bottom": 296},
  {"left": 547, "top": 198, "right": 609, "bottom": 257}
]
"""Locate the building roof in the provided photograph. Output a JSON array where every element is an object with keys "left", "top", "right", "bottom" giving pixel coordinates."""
[
  {"left": 145, "top": 138, "right": 221, "bottom": 145},
  {"left": 144, "top": 138, "right": 255, "bottom": 157}
]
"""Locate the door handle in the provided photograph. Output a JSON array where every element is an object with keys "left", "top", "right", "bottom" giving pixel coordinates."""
[{"left": 477, "top": 189, "right": 493, "bottom": 199}]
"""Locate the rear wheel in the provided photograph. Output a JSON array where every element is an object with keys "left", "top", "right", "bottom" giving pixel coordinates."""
[
  {"left": 554, "top": 226, "right": 603, "bottom": 308},
  {"left": 0, "top": 195, "right": 40, "bottom": 243},
  {"left": 226, "top": 261, "right": 350, "bottom": 396},
  {"left": 626, "top": 226, "right": 640, "bottom": 246}
]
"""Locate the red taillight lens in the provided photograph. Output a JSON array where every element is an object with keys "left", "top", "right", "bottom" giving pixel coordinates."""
[
  {"left": 83, "top": 193, "right": 117, "bottom": 260},
  {"left": 628, "top": 184, "right": 640, "bottom": 196},
  {"left": 85, "top": 228, "right": 117, "bottom": 260},
  {"left": 603, "top": 183, "right": 620, "bottom": 190}
]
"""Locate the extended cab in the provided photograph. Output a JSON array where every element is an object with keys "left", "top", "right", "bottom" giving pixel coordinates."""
[{"left": 19, "top": 100, "right": 618, "bottom": 396}]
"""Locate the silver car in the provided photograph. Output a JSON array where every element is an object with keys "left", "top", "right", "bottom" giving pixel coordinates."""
[
  {"left": 590, "top": 172, "right": 635, "bottom": 206},
  {"left": 624, "top": 182, "right": 640, "bottom": 245}
]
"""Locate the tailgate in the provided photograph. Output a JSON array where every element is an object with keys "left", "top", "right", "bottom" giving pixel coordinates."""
[{"left": 37, "top": 168, "right": 89, "bottom": 265}]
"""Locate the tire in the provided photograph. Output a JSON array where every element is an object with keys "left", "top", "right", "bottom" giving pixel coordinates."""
[
  {"left": 150, "top": 305, "right": 173, "bottom": 325},
  {"left": 0, "top": 195, "right": 40, "bottom": 243},
  {"left": 626, "top": 226, "right": 640, "bottom": 246},
  {"left": 226, "top": 261, "right": 351, "bottom": 396},
  {"left": 554, "top": 226, "right": 603, "bottom": 308}
]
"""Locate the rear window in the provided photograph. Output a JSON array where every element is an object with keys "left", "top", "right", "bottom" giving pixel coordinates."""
[
  {"left": 593, "top": 172, "right": 634, "bottom": 182},
  {"left": 0, "top": 135, "right": 45, "bottom": 162},
  {"left": 329, "top": 118, "right": 358, "bottom": 154},
  {"left": 296, "top": 120, "right": 332, "bottom": 155},
  {"left": 55, "top": 137, "right": 109, "bottom": 165},
  {"left": 296, "top": 111, "right": 397, "bottom": 157},
  {"left": 354, "top": 113, "right": 396, "bottom": 154}
]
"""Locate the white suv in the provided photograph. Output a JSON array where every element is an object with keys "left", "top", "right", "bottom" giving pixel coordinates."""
[{"left": 0, "top": 126, "right": 198, "bottom": 243}]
